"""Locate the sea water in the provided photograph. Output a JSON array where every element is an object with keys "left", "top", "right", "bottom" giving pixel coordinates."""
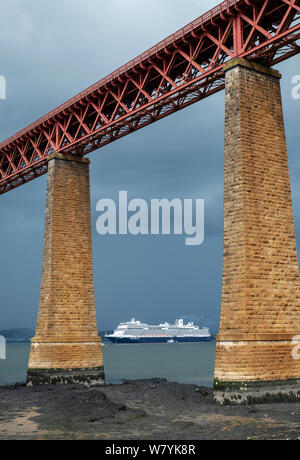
[{"left": 0, "top": 341, "right": 216, "bottom": 387}]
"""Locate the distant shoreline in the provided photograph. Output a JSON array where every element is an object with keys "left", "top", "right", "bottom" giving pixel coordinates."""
[
  {"left": 1, "top": 329, "right": 216, "bottom": 343},
  {"left": 4, "top": 339, "right": 31, "bottom": 343},
  {"left": 0, "top": 329, "right": 113, "bottom": 343}
]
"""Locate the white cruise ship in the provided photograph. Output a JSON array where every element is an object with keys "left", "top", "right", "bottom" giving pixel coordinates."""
[{"left": 105, "top": 318, "right": 211, "bottom": 344}]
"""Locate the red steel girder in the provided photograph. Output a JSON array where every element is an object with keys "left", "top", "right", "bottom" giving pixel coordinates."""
[{"left": 1, "top": 0, "right": 300, "bottom": 194}]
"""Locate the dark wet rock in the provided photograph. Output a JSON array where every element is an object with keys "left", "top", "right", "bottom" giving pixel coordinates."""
[{"left": 0, "top": 379, "right": 300, "bottom": 440}]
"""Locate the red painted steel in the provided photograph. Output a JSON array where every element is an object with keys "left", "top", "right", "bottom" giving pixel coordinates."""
[{"left": 1, "top": 0, "right": 300, "bottom": 194}]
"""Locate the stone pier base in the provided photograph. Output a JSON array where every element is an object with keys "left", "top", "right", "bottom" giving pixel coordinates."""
[
  {"left": 27, "top": 367, "right": 105, "bottom": 387},
  {"left": 214, "top": 380, "right": 300, "bottom": 406}
]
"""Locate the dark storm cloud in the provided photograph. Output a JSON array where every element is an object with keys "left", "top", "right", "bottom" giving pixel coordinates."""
[{"left": 0, "top": 1, "right": 299, "bottom": 334}]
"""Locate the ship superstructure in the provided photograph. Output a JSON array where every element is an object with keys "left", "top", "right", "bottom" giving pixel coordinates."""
[{"left": 105, "top": 318, "right": 211, "bottom": 344}]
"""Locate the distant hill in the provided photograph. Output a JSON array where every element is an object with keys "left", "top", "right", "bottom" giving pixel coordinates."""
[{"left": 0, "top": 328, "right": 34, "bottom": 342}]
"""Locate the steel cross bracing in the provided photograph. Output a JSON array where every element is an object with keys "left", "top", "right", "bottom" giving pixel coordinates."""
[{"left": 1, "top": 0, "right": 300, "bottom": 194}]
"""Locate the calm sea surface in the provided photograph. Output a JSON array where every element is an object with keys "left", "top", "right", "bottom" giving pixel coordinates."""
[{"left": 0, "top": 341, "right": 216, "bottom": 387}]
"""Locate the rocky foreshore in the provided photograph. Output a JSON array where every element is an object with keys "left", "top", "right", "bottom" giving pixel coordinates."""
[{"left": 0, "top": 379, "right": 299, "bottom": 440}]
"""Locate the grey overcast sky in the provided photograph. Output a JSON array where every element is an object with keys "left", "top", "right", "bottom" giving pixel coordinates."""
[{"left": 0, "top": 0, "right": 299, "bottom": 333}]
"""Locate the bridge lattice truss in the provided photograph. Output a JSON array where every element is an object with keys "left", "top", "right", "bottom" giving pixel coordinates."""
[{"left": 1, "top": 0, "right": 300, "bottom": 194}]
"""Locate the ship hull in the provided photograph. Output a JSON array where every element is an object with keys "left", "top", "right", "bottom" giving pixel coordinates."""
[{"left": 105, "top": 336, "right": 211, "bottom": 344}]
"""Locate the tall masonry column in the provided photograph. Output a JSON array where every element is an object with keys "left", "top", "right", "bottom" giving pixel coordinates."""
[
  {"left": 27, "top": 153, "right": 104, "bottom": 386},
  {"left": 214, "top": 58, "right": 300, "bottom": 401}
]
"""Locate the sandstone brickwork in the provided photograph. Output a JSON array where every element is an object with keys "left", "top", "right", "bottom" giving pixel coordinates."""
[
  {"left": 214, "top": 58, "right": 300, "bottom": 387},
  {"left": 27, "top": 153, "right": 104, "bottom": 385}
]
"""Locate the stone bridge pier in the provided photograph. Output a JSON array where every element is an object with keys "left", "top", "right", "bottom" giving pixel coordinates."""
[
  {"left": 27, "top": 153, "right": 104, "bottom": 386},
  {"left": 214, "top": 58, "right": 300, "bottom": 401}
]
